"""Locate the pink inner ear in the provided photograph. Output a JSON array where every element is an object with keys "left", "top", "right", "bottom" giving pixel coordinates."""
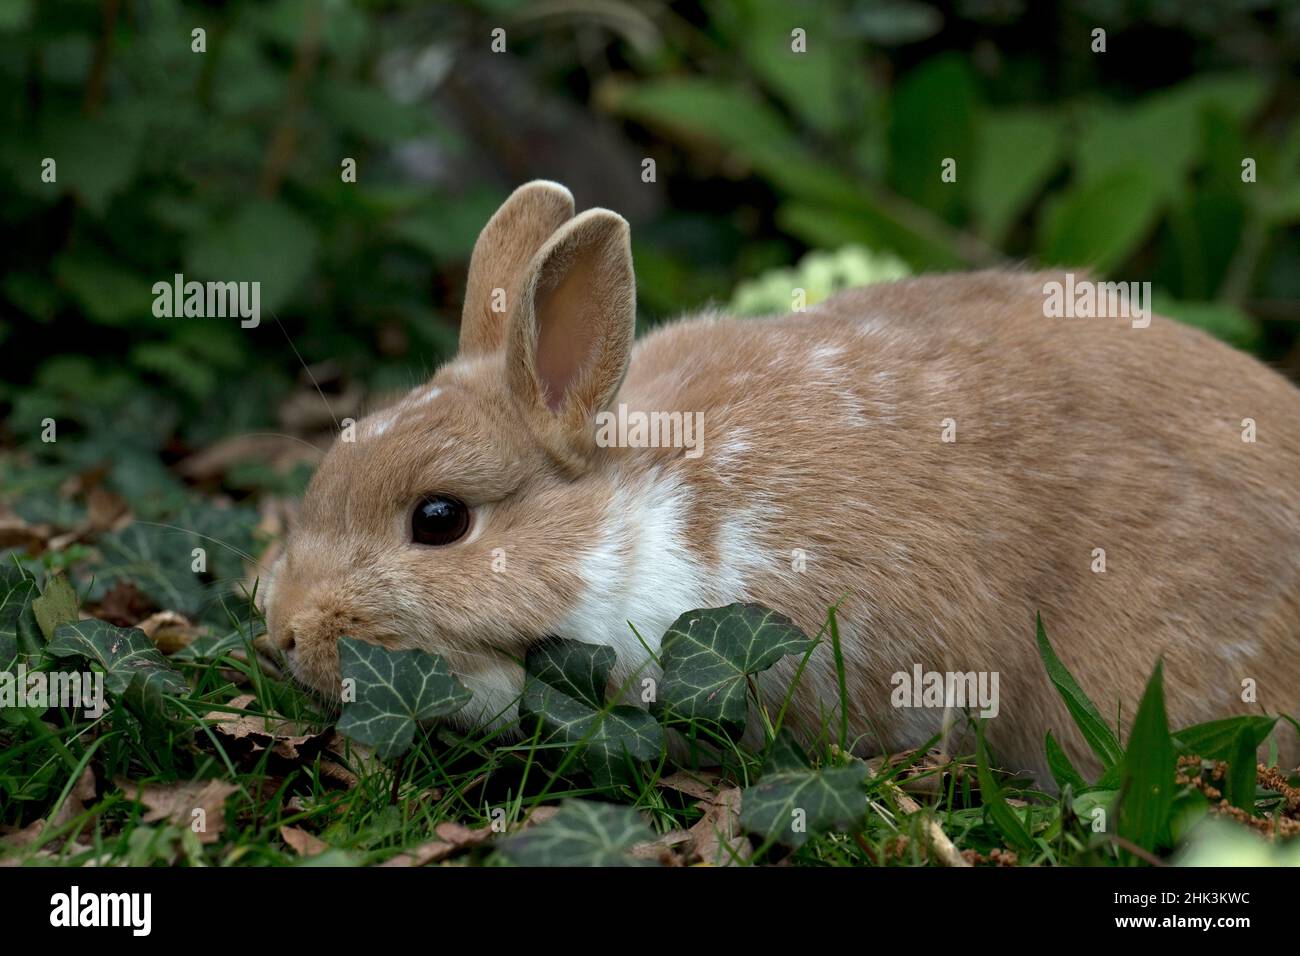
[{"left": 534, "top": 244, "right": 602, "bottom": 411}]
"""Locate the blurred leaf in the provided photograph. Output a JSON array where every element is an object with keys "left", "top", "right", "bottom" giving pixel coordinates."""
[
  {"left": 184, "top": 200, "right": 318, "bottom": 313},
  {"left": 850, "top": 0, "right": 943, "bottom": 44},
  {"left": 1117, "top": 662, "right": 1175, "bottom": 853},
  {"left": 973, "top": 109, "right": 1065, "bottom": 243},
  {"left": 1224, "top": 724, "right": 1258, "bottom": 814},
  {"left": 716, "top": 0, "right": 857, "bottom": 133},
  {"left": 888, "top": 54, "right": 977, "bottom": 219},
  {"left": 44, "top": 113, "right": 145, "bottom": 213},
  {"left": 1172, "top": 715, "right": 1277, "bottom": 762},
  {"left": 336, "top": 638, "right": 471, "bottom": 759},
  {"left": 32, "top": 573, "right": 78, "bottom": 641},
  {"left": 498, "top": 800, "right": 654, "bottom": 867},
  {"left": 1040, "top": 165, "right": 1163, "bottom": 272},
  {"left": 1155, "top": 296, "right": 1258, "bottom": 350},
  {"left": 53, "top": 254, "right": 154, "bottom": 325}
]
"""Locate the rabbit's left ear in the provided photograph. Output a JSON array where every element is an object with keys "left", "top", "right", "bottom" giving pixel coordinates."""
[
  {"left": 505, "top": 208, "right": 635, "bottom": 474},
  {"left": 460, "top": 181, "right": 575, "bottom": 356}
]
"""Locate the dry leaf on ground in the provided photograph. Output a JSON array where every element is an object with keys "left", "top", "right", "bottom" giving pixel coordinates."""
[
  {"left": 281, "top": 825, "right": 330, "bottom": 858},
  {"left": 118, "top": 778, "right": 238, "bottom": 845},
  {"left": 202, "top": 694, "right": 329, "bottom": 763}
]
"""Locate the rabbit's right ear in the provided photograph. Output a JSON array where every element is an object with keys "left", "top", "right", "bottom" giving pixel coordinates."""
[{"left": 459, "top": 181, "right": 575, "bottom": 356}]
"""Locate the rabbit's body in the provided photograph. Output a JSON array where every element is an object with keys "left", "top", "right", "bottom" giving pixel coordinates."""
[
  {"left": 613, "top": 270, "right": 1300, "bottom": 778},
  {"left": 267, "top": 183, "right": 1300, "bottom": 784}
]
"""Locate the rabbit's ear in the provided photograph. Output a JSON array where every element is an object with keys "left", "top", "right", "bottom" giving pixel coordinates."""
[
  {"left": 506, "top": 208, "right": 635, "bottom": 474},
  {"left": 460, "top": 181, "right": 575, "bottom": 356}
]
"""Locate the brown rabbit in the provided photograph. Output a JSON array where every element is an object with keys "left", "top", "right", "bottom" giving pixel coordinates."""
[{"left": 265, "top": 180, "right": 1300, "bottom": 783}]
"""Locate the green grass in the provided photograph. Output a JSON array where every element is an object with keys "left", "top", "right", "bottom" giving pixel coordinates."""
[{"left": 1, "top": 558, "right": 1297, "bottom": 867}]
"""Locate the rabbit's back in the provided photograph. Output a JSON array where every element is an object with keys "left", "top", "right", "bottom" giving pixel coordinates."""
[{"left": 621, "top": 270, "right": 1300, "bottom": 777}]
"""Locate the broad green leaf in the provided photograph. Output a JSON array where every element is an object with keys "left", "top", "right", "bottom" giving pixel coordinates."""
[
  {"left": 740, "top": 761, "right": 869, "bottom": 849},
  {"left": 1172, "top": 715, "right": 1277, "bottom": 761},
  {"left": 1117, "top": 662, "right": 1175, "bottom": 853},
  {"left": 1040, "top": 165, "right": 1163, "bottom": 273},
  {"left": 85, "top": 506, "right": 259, "bottom": 624},
  {"left": 336, "top": 638, "right": 471, "bottom": 759},
  {"left": 0, "top": 562, "right": 41, "bottom": 667},
  {"left": 976, "top": 723, "right": 1034, "bottom": 853},
  {"left": 32, "top": 573, "right": 78, "bottom": 641},
  {"left": 53, "top": 254, "right": 155, "bottom": 326},
  {"left": 1074, "top": 73, "right": 1269, "bottom": 199},
  {"left": 1224, "top": 725, "right": 1258, "bottom": 814},
  {"left": 498, "top": 800, "right": 655, "bottom": 867},
  {"left": 973, "top": 109, "right": 1065, "bottom": 242},
  {"left": 184, "top": 200, "right": 318, "bottom": 313},
  {"left": 47, "top": 619, "right": 189, "bottom": 699},
  {"left": 1034, "top": 614, "right": 1123, "bottom": 769},
  {"left": 888, "top": 54, "right": 977, "bottom": 219},
  {"left": 760, "top": 727, "right": 812, "bottom": 776},
  {"left": 655, "top": 603, "right": 813, "bottom": 730},
  {"left": 850, "top": 0, "right": 943, "bottom": 45},
  {"left": 519, "top": 639, "right": 664, "bottom": 789},
  {"left": 1155, "top": 297, "right": 1258, "bottom": 351},
  {"left": 1044, "top": 730, "right": 1086, "bottom": 792},
  {"left": 719, "top": 0, "right": 857, "bottom": 133}
]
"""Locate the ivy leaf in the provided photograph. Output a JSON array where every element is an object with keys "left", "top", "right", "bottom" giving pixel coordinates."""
[
  {"left": 335, "top": 638, "right": 471, "bottom": 759},
  {"left": 0, "top": 562, "right": 42, "bottom": 668},
  {"left": 498, "top": 800, "right": 655, "bottom": 867},
  {"left": 32, "top": 573, "right": 79, "bottom": 640},
  {"left": 759, "top": 727, "right": 812, "bottom": 776},
  {"left": 655, "top": 603, "right": 813, "bottom": 731},
  {"left": 740, "top": 760, "right": 869, "bottom": 849},
  {"left": 47, "top": 619, "right": 189, "bottom": 700},
  {"left": 519, "top": 639, "right": 664, "bottom": 789}
]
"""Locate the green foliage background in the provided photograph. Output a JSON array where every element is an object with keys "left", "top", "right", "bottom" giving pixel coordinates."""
[{"left": 2, "top": 0, "right": 1299, "bottom": 505}]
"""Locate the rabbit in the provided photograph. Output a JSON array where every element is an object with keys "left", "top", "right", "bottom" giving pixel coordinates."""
[{"left": 264, "top": 180, "right": 1300, "bottom": 784}]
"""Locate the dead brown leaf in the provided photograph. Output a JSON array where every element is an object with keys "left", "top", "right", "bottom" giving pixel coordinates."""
[
  {"left": 280, "top": 825, "right": 330, "bottom": 858},
  {"left": 689, "top": 787, "right": 751, "bottom": 866},
  {"left": 0, "top": 515, "right": 52, "bottom": 553},
  {"left": 379, "top": 840, "right": 455, "bottom": 867},
  {"left": 92, "top": 580, "right": 157, "bottom": 627},
  {"left": 137, "top": 610, "right": 199, "bottom": 654},
  {"left": 118, "top": 778, "right": 238, "bottom": 845},
  {"left": 202, "top": 694, "right": 328, "bottom": 763},
  {"left": 631, "top": 829, "right": 693, "bottom": 865},
  {"left": 656, "top": 768, "right": 725, "bottom": 802}
]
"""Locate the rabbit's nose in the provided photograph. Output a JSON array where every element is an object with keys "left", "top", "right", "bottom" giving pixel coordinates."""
[{"left": 270, "top": 622, "right": 296, "bottom": 653}]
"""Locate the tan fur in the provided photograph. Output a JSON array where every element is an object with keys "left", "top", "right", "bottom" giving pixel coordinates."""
[{"left": 267, "top": 182, "right": 1300, "bottom": 782}]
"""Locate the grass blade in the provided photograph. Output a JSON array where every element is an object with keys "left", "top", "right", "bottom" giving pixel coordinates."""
[
  {"left": 1117, "top": 661, "right": 1175, "bottom": 854},
  {"left": 1034, "top": 613, "right": 1123, "bottom": 769}
]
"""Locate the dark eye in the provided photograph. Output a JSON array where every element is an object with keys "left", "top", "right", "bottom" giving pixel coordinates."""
[{"left": 411, "top": 495, "right": 470, "bottom": 546}]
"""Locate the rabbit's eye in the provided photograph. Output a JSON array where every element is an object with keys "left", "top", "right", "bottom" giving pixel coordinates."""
[{"left": 411, "top": 495, "right": 470, "bottom": 546}]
